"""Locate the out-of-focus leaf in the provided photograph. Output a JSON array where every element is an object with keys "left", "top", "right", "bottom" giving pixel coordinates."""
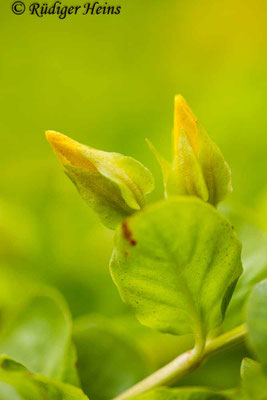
[
  {"left": 110, "top": 197, "right": 242, "bottom": 337},
  {"left": 0, "top": 355, "right": 88, "bottom": 400},
  {"left": 0, "top": 356, "right": 28, "bottom": 373},
  {"left": 246, "top": 280, "right": 267, "bottom": 368},
  {"left": 0, "top": 269, "right": 36, "bottom": 331},
  {"left": 240, "top": 356, "right": 267, "bottom": 400},
  {"left": 132, "top": 387, "right": 230, "bottom": 399},
  {"left": 46, "top": 131, "right": 154, "bottom": 229},
  {"left": 240, "top": 358, "right": 261, "bottom": 380},
  {"left": 113, "top": 314, "right": 194, "bottom": 369},
  {"left": 0, "top": 200, "right": 39, "bottom": 260},
  {"left": 0, "top": 290, "right": 79, "bottom": 386},
  {"left": 241, "top": 373, "right": 267, "bottom": 400},
  {"left": 222, "top": 206, "right": 267, "bottom": 330},
  {"left": 73, "top": 315, "right": 150, "bottom": 400},
  {"left": 255, "top": 190, "right": 267, "bottom": 233}
]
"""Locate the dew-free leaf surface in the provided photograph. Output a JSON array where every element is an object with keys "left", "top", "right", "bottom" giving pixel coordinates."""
[{"left": 110, "top": 197, "right": 242, "bottom": 337}]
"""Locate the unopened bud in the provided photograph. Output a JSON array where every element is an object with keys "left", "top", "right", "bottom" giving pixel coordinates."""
[
  {"left": 148, "top": 95, "right": 232, "bottom": 206},
  {"left": 46, "top": 131, "right": 154, "bottom": 229}
]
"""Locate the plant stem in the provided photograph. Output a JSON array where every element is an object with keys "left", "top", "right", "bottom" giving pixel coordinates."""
[
  {"left": 204, "top": 324, "right": 246, "bottom": 360},
  {"left": 114, "top": 343, "right": 204, "bottom": 400},
  {"left": 113, "top": 324, "right": 247, "bottom": 400}
]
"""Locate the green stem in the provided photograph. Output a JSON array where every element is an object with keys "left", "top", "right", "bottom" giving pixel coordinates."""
[
  {"left": 113, "top": 324, "right": 247, "bottom": 400},
  {"left": 204, "top": 324, "right": 246, "bottom": 360}
]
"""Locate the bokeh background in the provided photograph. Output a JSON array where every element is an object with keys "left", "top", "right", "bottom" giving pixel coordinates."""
[{"left": 0, "top": 0, "right": 267, "bottom": 397}]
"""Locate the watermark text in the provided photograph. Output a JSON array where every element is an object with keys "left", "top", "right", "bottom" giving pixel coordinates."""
[{"left": 12, "top": 1, "right": 122, "bottom": 18}]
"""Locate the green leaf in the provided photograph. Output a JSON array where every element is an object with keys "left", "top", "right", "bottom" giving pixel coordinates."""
[
  {"left": 246, "top": 279, "right": 267, "bottom": 368},
  {"left": 169, "top": 130, "right": 209, "bottom": 201},
  {"left": 110, "top": 197, "right": 242, "bottom": 337},
  {"left": 240, "top": 358, "right": 261, "bottom": 380},
  {"left": 241, "top": 373, "right": 267, "bottom": 400},
  {"left": 132, "top": 387, "right": 230, "bottom": 400},
  {"left": 146, "top": 139, "right": 172, "bottom": 196},
  {"left": 240, "top": 357, "right": 267, "bottom": 400},
  {"left": 66, "top": 164, "right": 138, "bottom": 230},
  {"left": 113, "top": 314, "right": 194, "bottom": 369},
  {"left": 0, "top": 356, "right": 28, "bottom": 373},
  {"left": 255, "top": 190, "right": 267, "bottom": 232},
  {"left": 73, "top": 315, "right": 150, "bottom": 400},
  {"left": 0, "top": 355, "right": 88, "bottom": 400},
  {"left": 222, "top": 207, "right": 267, "bottom": 330},
  {"left": 198, "top": 126, "right": 232, "bottom": 206},
  {"left": 0, "top": 290, "right": 79, "bottom": 386}
]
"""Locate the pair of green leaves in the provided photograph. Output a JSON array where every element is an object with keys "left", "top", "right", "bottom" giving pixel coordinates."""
[{"left": 110, "top": 197, "right": 242, "bottom": 340}]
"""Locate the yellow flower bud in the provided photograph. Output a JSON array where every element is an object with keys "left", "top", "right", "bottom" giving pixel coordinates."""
[
  {"left": 46, "top": 131, "right": 96, "bottom": 171},
  {"left": 148, "top": 95, "right": 232, "bottom": 206},
  {"left": 173, "top": 95, "right": 199, "bottom": 157},
  {"left": 46, "top": 131, "right": 154, "bottom": 229}
]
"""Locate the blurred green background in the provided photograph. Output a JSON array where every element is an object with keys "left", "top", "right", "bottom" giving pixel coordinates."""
[{"left": 0, "top": 0, "right": 266, "bottom": 395}]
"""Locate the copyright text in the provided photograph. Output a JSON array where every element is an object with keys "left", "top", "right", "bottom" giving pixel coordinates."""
[{"left": 12, "top": 1, "right": 122, "bottom": 18}]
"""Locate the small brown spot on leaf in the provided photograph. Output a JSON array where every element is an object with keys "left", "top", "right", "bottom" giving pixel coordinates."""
[{"left": 122, "top": 221, "right": 137, "bottom": 246}]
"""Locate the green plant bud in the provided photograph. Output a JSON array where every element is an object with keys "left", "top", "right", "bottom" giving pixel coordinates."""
[
  {"left": 46, "top": 131, "right": 154, "bottom": 229},
  {"left": 148, "top": 95, "right": 232, "bottom": 206}
]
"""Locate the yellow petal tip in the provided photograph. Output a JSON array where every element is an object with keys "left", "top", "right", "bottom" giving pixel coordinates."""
[
  {"left": 45, "top": 130, "right": 94, "bottom": 170},
  {"left": 173, "top": 95, "right": 199, "bottom": 157},
  {"left": 174, "top": 94, "right": 186, "bottom": 105}
]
